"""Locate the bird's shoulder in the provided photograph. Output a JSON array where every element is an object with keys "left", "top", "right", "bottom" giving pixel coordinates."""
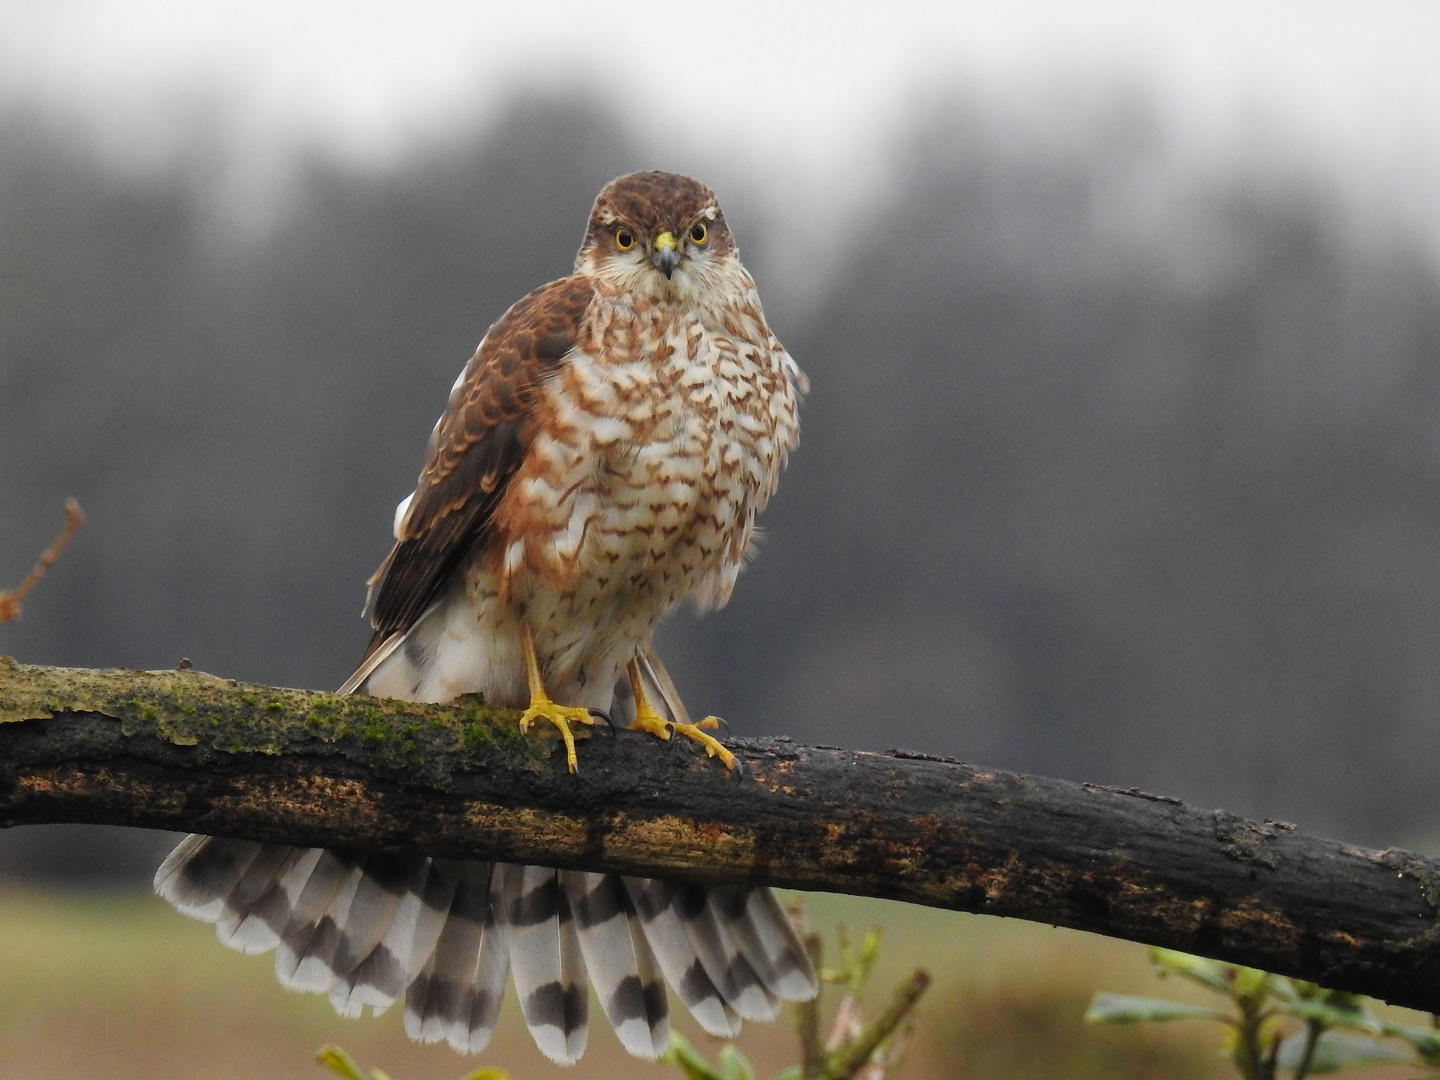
[{"left": 430, "top": 274, "right": 595, "bottom": 461}]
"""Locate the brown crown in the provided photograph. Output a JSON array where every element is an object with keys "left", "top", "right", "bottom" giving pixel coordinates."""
[{"left": 581, "top": 171, "right": 733, "bottom": 257}]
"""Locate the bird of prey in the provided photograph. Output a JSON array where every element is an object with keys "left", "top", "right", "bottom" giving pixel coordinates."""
[{"left": 155, "top": 171, "right": 816, "bottom": 1065}]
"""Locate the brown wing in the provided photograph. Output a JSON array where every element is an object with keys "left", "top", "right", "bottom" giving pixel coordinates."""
[{"left": 362, "top": 274, "right": 595, "bottom": 655}]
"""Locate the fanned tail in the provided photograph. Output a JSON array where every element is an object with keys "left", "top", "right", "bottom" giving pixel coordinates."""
[{"left": 157, "top": 836, "right": 816, "bottom": 1061}]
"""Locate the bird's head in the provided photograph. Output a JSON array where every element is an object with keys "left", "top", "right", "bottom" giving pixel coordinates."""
[{"left": 576, "top": 171, "right": 739, "bottom": 302}]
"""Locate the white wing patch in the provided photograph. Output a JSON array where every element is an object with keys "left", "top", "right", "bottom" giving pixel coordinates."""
[{"left": 392, "top": 491, "right": 416, "bottom": 539}]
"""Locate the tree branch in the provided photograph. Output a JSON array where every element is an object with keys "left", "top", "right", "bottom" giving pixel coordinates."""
[{"left": 3, "top": 657, "right": 1439, "bottom": 1013}]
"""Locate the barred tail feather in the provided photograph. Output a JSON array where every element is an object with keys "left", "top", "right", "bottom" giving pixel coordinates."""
[
  {"left": 562, "top": 870, "right": 669, "bottom": 1059},
  {"left": 404, "top": 860, "right": 510, "bottom": 1054},
  {"left": 155, "top": 835, "right": 266, "bottom": 923},
  {"left": 498, "top": 863, "right": 589, "bottom": 1065},
  {"left": 624, "top": 877, "right": 742, "bottom": 1038},
  {"left": 729, "top": 885, "right": 820, "bottom": 1001},
  {"left": 673, "top": 881, "right": 778, "bottom": 1021},
  {"left": 329, "top": 855, "right": 451, "bottom": 1018},
  {"left": 276, "top": 852, "right": 370, "bottom": 992},
  {"left": 215, "top": 845, "right": 314, "bottom": 955}
]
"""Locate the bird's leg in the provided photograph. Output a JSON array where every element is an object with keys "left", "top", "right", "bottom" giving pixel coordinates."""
[
  {"left": 518, "top": 626, "right": 596, "bottom": 773},
  {"left": 625, "top": 659, "right": 673, "bottom": 742},
  {"left": 626, "top": 659, "right": 737, "bottom": 771}
]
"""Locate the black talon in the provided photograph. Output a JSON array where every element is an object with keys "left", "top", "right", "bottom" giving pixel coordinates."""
[
  {"left": 709, "top": 716, "right": 732, "bottom": 735},
  {"left": 588, "top": 707, "right": 617, "bottom": 734}
]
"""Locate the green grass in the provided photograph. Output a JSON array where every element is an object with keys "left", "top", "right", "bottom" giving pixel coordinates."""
[{"left": 0, "top": 888, "right": 1283, "bottom": 1080}]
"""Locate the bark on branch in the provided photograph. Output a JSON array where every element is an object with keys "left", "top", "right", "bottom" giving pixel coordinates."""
[{"left": 2, "top": 657, "right": 1439, "bottom": 1013}]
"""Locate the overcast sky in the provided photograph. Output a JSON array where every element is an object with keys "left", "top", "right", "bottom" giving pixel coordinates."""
[
  {"left": 2, "top": 3, "right": 1437, "bottom": 165},
  {"left": 2, "top": 0, "right": 1440, "bottom": 250}
]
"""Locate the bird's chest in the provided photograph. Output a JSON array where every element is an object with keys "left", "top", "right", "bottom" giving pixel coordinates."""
[{"left": 508, "top": 313, "right": 787, "bottom": 610}]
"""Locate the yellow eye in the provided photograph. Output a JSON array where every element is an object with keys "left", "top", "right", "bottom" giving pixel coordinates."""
[
  {"left": 615, "top": 228, "right": 635, "bottom": 250},
  {"left": 689, "top": 222, "right": 708, "bottom": 245}
]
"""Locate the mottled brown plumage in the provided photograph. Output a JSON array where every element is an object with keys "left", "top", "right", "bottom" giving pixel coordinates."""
[
  {"left": 364, "top": 275, "right": 596, "bottom": 652},
  {"left": 157, "top": 171, "right": 815, "bottom": 1066}
]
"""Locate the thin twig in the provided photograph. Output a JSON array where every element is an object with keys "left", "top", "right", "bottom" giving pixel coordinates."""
[
  {"left": 0, "top": 499, "right": 84, "bottom": 623},
  {"left": 1289, "top": 1019, "right": 1324, "bottom": 1080},
  {"left": 799, "top": 933, "right": 825, "bottom": 1079},
  {"left": 818, "top": 970, "right": 931, "bottom": 1080}
]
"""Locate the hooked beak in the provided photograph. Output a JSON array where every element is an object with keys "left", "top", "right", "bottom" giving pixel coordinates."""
[{"left": 653, "top": 231, "right": 678, "bottom": 279}]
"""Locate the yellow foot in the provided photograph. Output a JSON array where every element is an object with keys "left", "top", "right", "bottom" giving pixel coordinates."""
[
  {"left": 629, "top": 706, "right": 736, "bottom": 770},
  {"left": 673, "top": 716, "right": 737, "bottom": 771},
  {"left": 518, "top": 625, "right": 597, "bottom": 773},
  {"left": 626, "top": 702, "right": 673, "bottom": 741},
  {"left": 519, "top": 695, "right": 596, "bottom": 773},
  {"left": 626, "top": 658, "right": 738, "bottom": 771}
]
